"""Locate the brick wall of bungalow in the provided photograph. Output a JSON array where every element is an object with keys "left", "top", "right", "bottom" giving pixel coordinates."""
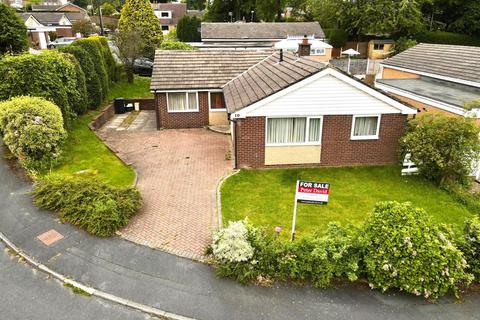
[
  {"left": 56, "top": 27, "right": 74, "bottom": 38},
  {"left": 234, "top": 114, "right": 408, "bottom": 168},
  {"left": 155, "top": 92, "right": 209, "bottom": 129}
]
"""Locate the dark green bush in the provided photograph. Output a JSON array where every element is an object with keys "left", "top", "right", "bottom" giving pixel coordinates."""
[
  {"left": 0, "top": 3, "right": 28, "bottom": 55},
  {"left": 33, "top": 175, "right": 142, "bottom": 237},
  {"left": 458, "top": 217, "right": 480, "bottom": 281},
  {"left": 89, "top": 36, "right": 117, "bottom": 82},
  {"left": 73, "top": 38, "right": 109, "bottom": 99},
  {"left": 324, "top": 29, "right": 348, "bottom": 48},
  {"left": 0, "top": 96, "right": 66, "bottom": 171},
  {"left": 442, "top": 183, "right": 480, "bottom": 215},
  {"left": 58, "top": 46, "right": 102, "bottom": 109},
  {"left": 59, "top": 52, "right": 88, "bottom": 115},
  {"left": 160, "top": 40, "right": 195, "bottom": 50},
  {"left": 416, "top": 31, "right": 480, "bottom": 47}
]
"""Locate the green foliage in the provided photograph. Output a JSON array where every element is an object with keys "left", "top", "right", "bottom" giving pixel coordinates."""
[
  {"left": 48, "top": 31, "right": 58, "bottom": 41},
  {"left": 101, "top": 2, "right": 116, "bottom": 15},
  {"left": 58, "top": 45, "right": 102, "bottom": 109},
  {"left": 165, "top": 27, "right": 177, "bottom": 41},
  {"left": 464, "top": 100, "right": 480, "bottom": 110},
  {"left": 363, "top": 201, "right": 472, "bottom": 299},
  {"left": 0, "top": 51, "right": 88, "bottom": 125},
  {"left": 458, "top": 217, "right": 480, "bottom": 280},
  {"left": 71, "top": 19, "right": 96, "bottom": 37},
  {"left": 393, "top": 37, "right": 417, "bottom": 54},
  {"left": 324, "top": 28, "right": 348, "bottom": 48},
  {"left": 256, "top": 0, "right": 285, "bottom": 22},
  {"left": 401, "top": 114, "right": 480, "bottom": 186},
  {"left": 89, "top": 36, "right": 118, "bottom": 81},
  {"left": 0, "top": 96, "right": 66, "bottom": 171},
  {"left": 0, "top": 3, "right": 28, "bottom": 55},
  {"left": 415, "top": 31, "right": 480, "bottom": 46},
  {"left": 32, "top": 174, "right": 142, "bottom": 237},
  {"left": 186, "top": 0, "right": 206, "bottom": 10},
  {"left": 73, "top": 38, "right": 109, "bottom": 99},
  {"left": 160, "top": 40, "right": 195, "bottom": 50},
  {"left": 442, "top": 183, "right": 480, "bottom": 215},
  {"left": 118, "top": 0, "right": 163, "bottom": 59},
  {"left": 60, "top": 52, "right": 88, "bottom": 115},
  {"left": 176, "top": 16, "right": 201, "bottom": 42}
]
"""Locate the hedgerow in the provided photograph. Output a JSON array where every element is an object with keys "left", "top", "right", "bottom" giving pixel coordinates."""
[{"left": 90, "top": 36, "right": 118, "bottom": 81}]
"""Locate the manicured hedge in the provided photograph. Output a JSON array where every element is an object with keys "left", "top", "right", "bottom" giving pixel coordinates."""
[
  {"left": 416, "top": 31, "right": 480, "bottom": 47},
  {"left": 0, "top": 96, "right": 66, "bottom": 171},
  {"left": 0, "top": 51, "right": 87, "bottom": 125},
  {"left": 90, "top": 36, "right": 118, "bottom": 82},
  {"left": 60, "top": 52, "right": 88, "bottom": 115},
  {"left": 58, "top": 46, "right": 102, "bottom": 109},
  {"left": 33, "top": 174, "right": 142, "bottom": 237}
]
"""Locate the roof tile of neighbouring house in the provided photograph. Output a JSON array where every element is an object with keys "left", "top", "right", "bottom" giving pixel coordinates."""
[
  {"left": 223, "top": 51, "right": 327, "bottom": 113},
  {"left": 150, "top": 50, "right": 272, "bottom": 91},
  {"left": 201, "top": 22, "right": 325, "bottom": 40},
  {"left": 21, "top": 12, "right": 69, "bottom": 26},
  {"left": 31, "top": 5, "right": 62, "bottom": 11},
  {"left": 64, "top": 11, "right": 90, "bottom": 22},
  {"left": 381, "top": 43, "right": 480, "bottom": 84}
]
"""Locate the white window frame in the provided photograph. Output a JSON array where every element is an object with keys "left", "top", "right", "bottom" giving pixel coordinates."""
[
  {"left": 208, "top": 90, "right": 226, "bottom": 112},
  {"left": 167, "top": 91, "right": 199, "bottom": 113},
  {"left": 310, "top": 48, "right": 326, "bottom": 56},
  {"left": 265, "top": 116, "right": 323, "bottom": 147},
  {"left": 159, "top": 11, "right": 172, "bottom": 18},
  {"left": 350, "top": 115, "right": 381, "bottom": 140}
]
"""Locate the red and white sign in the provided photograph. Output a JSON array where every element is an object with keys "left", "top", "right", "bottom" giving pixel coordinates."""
[{"left": 296, "top": 180, "right": 330, "bottom": 204}]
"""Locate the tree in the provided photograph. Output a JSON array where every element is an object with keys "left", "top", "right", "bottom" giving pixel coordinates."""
[
  {"left": 101, "top": 2, "right": 116, "bottom": 16},
  {"left": 72, "top": 19, "right": 97, "bottom": 37},
  {"left": 393, "top": 37, "right": 417, "bottom": 54},
  {"left": 176, "top": 16, "right": 201, "bottom": 42},
  {"left": 401, "top": 114, "right": 480, "bottom": 186},
  {"left": 256, "top": 0, "right": 285, "bottom": 22},
  {"left": 114, "top": 29, "right": 144, "bottom": 83},
  {"left": 118, "top": 0, "right": 162, "bottom": 60},
  {"left": 0, "top": 3, "right": 28, "bottom": 55},
  {"left": 186, "top": 0, "right": 206, "bottom": 10}
]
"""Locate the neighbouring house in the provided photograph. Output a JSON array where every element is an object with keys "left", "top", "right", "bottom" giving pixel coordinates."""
[
  {"left": 31, "top": 2, "right": 86, "bottom": 13},
  {"left": 376, "top": 43, "right": 480, "bottom": 119},
  {"left": 192, "top": 22, "right": 325, "bottom": 50},
  {"left": 151, "top": 2, "right": 187, "bottom": 34},
  {"left": 275, "top": 35, "right": 332, "bottom": 62},
  {"left": 367, "top": 39, "right": 394, "bottom": 59},
  {"left": 21, "top": 12, "right": 74, "bottom": 49},
  {"left": 150, "top": 46, "right": 415, "bottom": 169}
]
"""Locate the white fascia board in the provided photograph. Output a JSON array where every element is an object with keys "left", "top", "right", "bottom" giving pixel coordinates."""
[
  {"left": 380, "top": 64, "right": 480, "bottom": 89},
  {"left": 375, "top": 82, "right": 467, "bottom": 117},
  {"left": 231, "top": 68, "right": 416, "bottom": 119}
]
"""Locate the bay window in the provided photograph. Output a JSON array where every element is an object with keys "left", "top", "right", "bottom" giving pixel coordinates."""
[
  {"left": 266, "top": 117, "right": 323, "bottom": 145},
  {"left": 351, "top": 115, "right": 380, "bottom": 140},
  {"left": 167, "top": 92, "right": 198, "bottom": 112}
]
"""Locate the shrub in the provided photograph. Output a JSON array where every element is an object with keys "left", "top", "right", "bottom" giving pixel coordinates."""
[
  {"left": 160, "top": 40, "right": 195, "bottom": 50},
  {"left": 32, "top": 175, "right": 142, "bottom": 237},
  {"left": 58, "top": 45, "right": 102, "bottom": 109},
  {"left": 324, "top": 29, "right": 348, "bottom": 48},
  {"left": 176, "top": 16, "right": 201, "bottom": 42},
  {"left": 0, "top": 3, "right": 28, "bottom": 55},
  {"left": 458, "top": 217, "right": 480, "bottom": 280},
  {"left": 89, "top": 36, "right": 118, "bottom": 82},
  {"left": 394, "top": 37, "right": 417, "bottom": 54},
  {"left": 59, "top": 52, "right": 88, "bottom": 115},
  {"left": 401, "top": 114, "right": 480, "bottom": 186},
  {"left": 73, "top": 38, "right": 109, "bottom": 99},
  {"left": 416, "top": 31, "right": 480, "bottom": 47},
  {"left": 0, "top": 96, "right": 66, "bottom": 171},
  {"left": 363, "top": 201, "right": 472, "bottom": 299},
  {"left": 0, "top": 51, "right": 87, "bottom": 125}
]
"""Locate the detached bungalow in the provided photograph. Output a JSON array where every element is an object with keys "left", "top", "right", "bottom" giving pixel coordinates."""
[{"left": 150, "top": 45, "right": 415, "bottom": 169}]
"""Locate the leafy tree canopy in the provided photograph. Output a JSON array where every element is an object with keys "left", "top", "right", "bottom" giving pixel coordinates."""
[{"left": 0, "top": 3, "right": 28, "bottom": 55}]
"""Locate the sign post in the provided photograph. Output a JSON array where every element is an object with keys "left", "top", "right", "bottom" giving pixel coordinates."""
[{"left": 291, "top": 180, "right": 330, "bottom": 241}]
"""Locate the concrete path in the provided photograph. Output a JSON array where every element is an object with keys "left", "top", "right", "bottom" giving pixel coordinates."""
[{"left": 1, "top": 142, "right": 479, "bottom": 320}]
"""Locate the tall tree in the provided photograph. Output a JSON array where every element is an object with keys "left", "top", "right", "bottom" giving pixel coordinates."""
[
  {"left": 118, "top": 0, "right": 162, "bottom": 59},
  {"left": 114, "top": 30, "right": 144, "bottom": 83},
  {"left": 256, "top": 0, "right": 285, "bottom": 21},
  {"left": 176, "top": 16, "right": 201, "bottom": 42},
  {"left": 0, "top": 3, "right": 28, "bottom": 55}
]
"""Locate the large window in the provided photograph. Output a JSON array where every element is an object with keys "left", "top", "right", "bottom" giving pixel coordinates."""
[
  {"left": 266, "top": 117, "right": 322, "bottom": 145},
  {"left": 209, "top": 92, "right": 226, "bottom": 110},
  {"left": 351, "top": 115, "right": 380, "bottom": 140},
  {"left": 167, "top": 92, "right": 198, "bottom": 112}
]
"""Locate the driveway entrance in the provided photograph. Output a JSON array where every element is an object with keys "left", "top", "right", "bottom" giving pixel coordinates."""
[{"left": 99, "top": 115, "right": 233, "bottom": 259}]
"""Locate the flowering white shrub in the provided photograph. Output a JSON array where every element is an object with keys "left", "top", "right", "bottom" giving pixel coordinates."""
[{"left": 212, "top": 220, "right": 254, "bottom": 263}]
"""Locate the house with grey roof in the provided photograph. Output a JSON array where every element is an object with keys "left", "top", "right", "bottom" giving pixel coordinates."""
[
  {"left": 150, "top": 42, "right": 415, "bottom": 169},
  {"left": 376, "top": 43, "right": 480, "bottom": 118},
  {"left": 21, "top": 12, "right": 74, "bottom": 49}
]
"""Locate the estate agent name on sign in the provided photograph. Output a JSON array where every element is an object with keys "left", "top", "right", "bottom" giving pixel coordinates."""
[{"left": 296, "top": 180, "right": 330, "bottom": 204}]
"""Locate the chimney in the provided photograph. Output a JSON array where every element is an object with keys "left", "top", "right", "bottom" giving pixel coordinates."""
[
  {"left": 298, "top": 34, "right": 311, "bottom": 57},
  {"left": 279, "top": 49, "right": 283, "bottom": 62}
]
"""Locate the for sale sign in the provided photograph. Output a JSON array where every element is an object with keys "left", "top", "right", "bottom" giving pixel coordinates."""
[{"left": 296, "top": 180, "right": 330, "bottom": 204}]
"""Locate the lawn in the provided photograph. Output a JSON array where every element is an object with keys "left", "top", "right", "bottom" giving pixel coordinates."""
[
  {"left": 45, "top": 75, "right": 152, "bottom": 187},
  {"left": 221, "top": 166, "right": 475, "bottom": 237}
]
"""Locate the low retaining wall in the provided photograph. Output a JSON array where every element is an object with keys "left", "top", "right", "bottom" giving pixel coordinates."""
[
  {"left": 125, "top": 98, "right": 155, "bottom": 111},
  {"left": 90, "top": 104, "right": 115, "bottom": 130}
]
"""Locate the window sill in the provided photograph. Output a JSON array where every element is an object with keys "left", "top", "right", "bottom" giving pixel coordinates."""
[
  {"left": 266, "top": 142, "right": 322, "bottom": 147},
  {"left": 167, "top": 109, "right": 199, "bottom": 113},
  {"left": 350, "top": 136, "right": 379, "bottom": 141},
  {"left": 209, "top": 108, "right": 227, "bottom": 112}
]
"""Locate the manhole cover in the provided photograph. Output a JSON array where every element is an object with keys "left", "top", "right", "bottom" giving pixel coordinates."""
[{"left": 37, "top": 229, "right": 64, "bottom": 246}]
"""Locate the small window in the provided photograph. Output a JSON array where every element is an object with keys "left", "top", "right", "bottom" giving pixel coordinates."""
[
  {"left": 161, "top": 25, "right": 169, "bottom": 31},
  {"left": 351, "top": 116, "right": 380, "bottom": 140},
  {"left": 373, "top": 43, "right": 384, "bottom": 51},
  {"left": 161, "top": 11, "right": 170, "bottom": 17},
  {"left": 167, "top": 92, "right": 198, "bottom": 112},
  {"left": 310, "top": 48, "right": 325, "bottom": 56},
  {"left": 210, "top": 92, "right": 226, "bottom": 110},
  {"left": 308, "top": 118, "right": 322, "bottom": 142}
]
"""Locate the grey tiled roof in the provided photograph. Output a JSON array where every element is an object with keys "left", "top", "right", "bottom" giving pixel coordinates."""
[
  {"left": 64, "top": 12, "right": 89, "bottom": 22},
  {"left": 201, "top": 22, "right": 325, "bottom": 40},
  {"left": 31, "top": 5, "right": 62, "bottom": 11},
  {"left": 150, "top": 50, "right": 271, "bottom": 91},
  {"left": 223, "top": 51, "right": 326, "bottom": 113},
  {"left": 21, "top": 12, "right": 67, "bottom": 25},
  {"left": 381, "top": 43, "right": 480, "bottom": 84}
]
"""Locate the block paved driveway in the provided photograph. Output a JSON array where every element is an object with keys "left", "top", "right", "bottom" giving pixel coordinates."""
[{"left": 99, "top": 117, "right": 233, "bottom": 258}]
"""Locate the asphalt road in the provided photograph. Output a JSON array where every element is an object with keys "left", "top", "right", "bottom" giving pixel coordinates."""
[{"left": 0, "top": 242, "right": 154, "bottom": 320}]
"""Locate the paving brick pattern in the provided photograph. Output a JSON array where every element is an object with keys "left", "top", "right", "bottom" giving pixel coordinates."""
[{"left": 99, "top": 125, "right": 233, "bottom": 258}]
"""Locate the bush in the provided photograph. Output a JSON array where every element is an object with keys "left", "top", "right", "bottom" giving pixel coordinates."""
[
  {"left": 401, "top": 114, "right": 480, "bottom": 186},
  {"left": 176, "top": 15, "right": 201, "bottom": 42},
  {"left": 458, "top": 217, "right": 480, "bottom": 281},
  {"left": 324, "top": 29, "right": 348, "bottom": 48},
  {"left": 0, "top": 96, "right": 66, "bottom": 171},
  {"left": 0, "top": 51, "right": 87, "bottom": 125},
  {"left": 160, "top": 40, "right": 195, "bottom": 50},
  {"left": 89, "top": 36, "right": 117, "bottom": 82},
  {"left": 73, "top": 38, "right": 109, "bottom": 99},
  {"left": 416, "top": 31, "right": 480, "bottom": 47},
  {"left": 394, "top": 37, "right": 417, "bottom": 54},
  {"left": 59, "top": 52, "right": 88, "bottom": 115},
  {"left": 32, "top": 175, "right": 142, "bottom": 237},
  {"left": 363, "top": 201, "right": 472, "bottom": 299},
  {"left": 58, "top": 45, "right": 103, "bottom": 109},
  {"left": 0, "top": 3, "right": 28, "bottom": 55}
]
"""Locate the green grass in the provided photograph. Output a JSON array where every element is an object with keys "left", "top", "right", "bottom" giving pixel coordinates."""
[
  {"left": 221, "top": 166, "right": 475, "bottom": 238},
  {"left": 44, "top": 76, "right": 152, "bottom": 187}
]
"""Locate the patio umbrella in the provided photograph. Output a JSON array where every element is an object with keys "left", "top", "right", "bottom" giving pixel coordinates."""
[{"left": 341, "top": 49, "right": 360, "bottom": 74}]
